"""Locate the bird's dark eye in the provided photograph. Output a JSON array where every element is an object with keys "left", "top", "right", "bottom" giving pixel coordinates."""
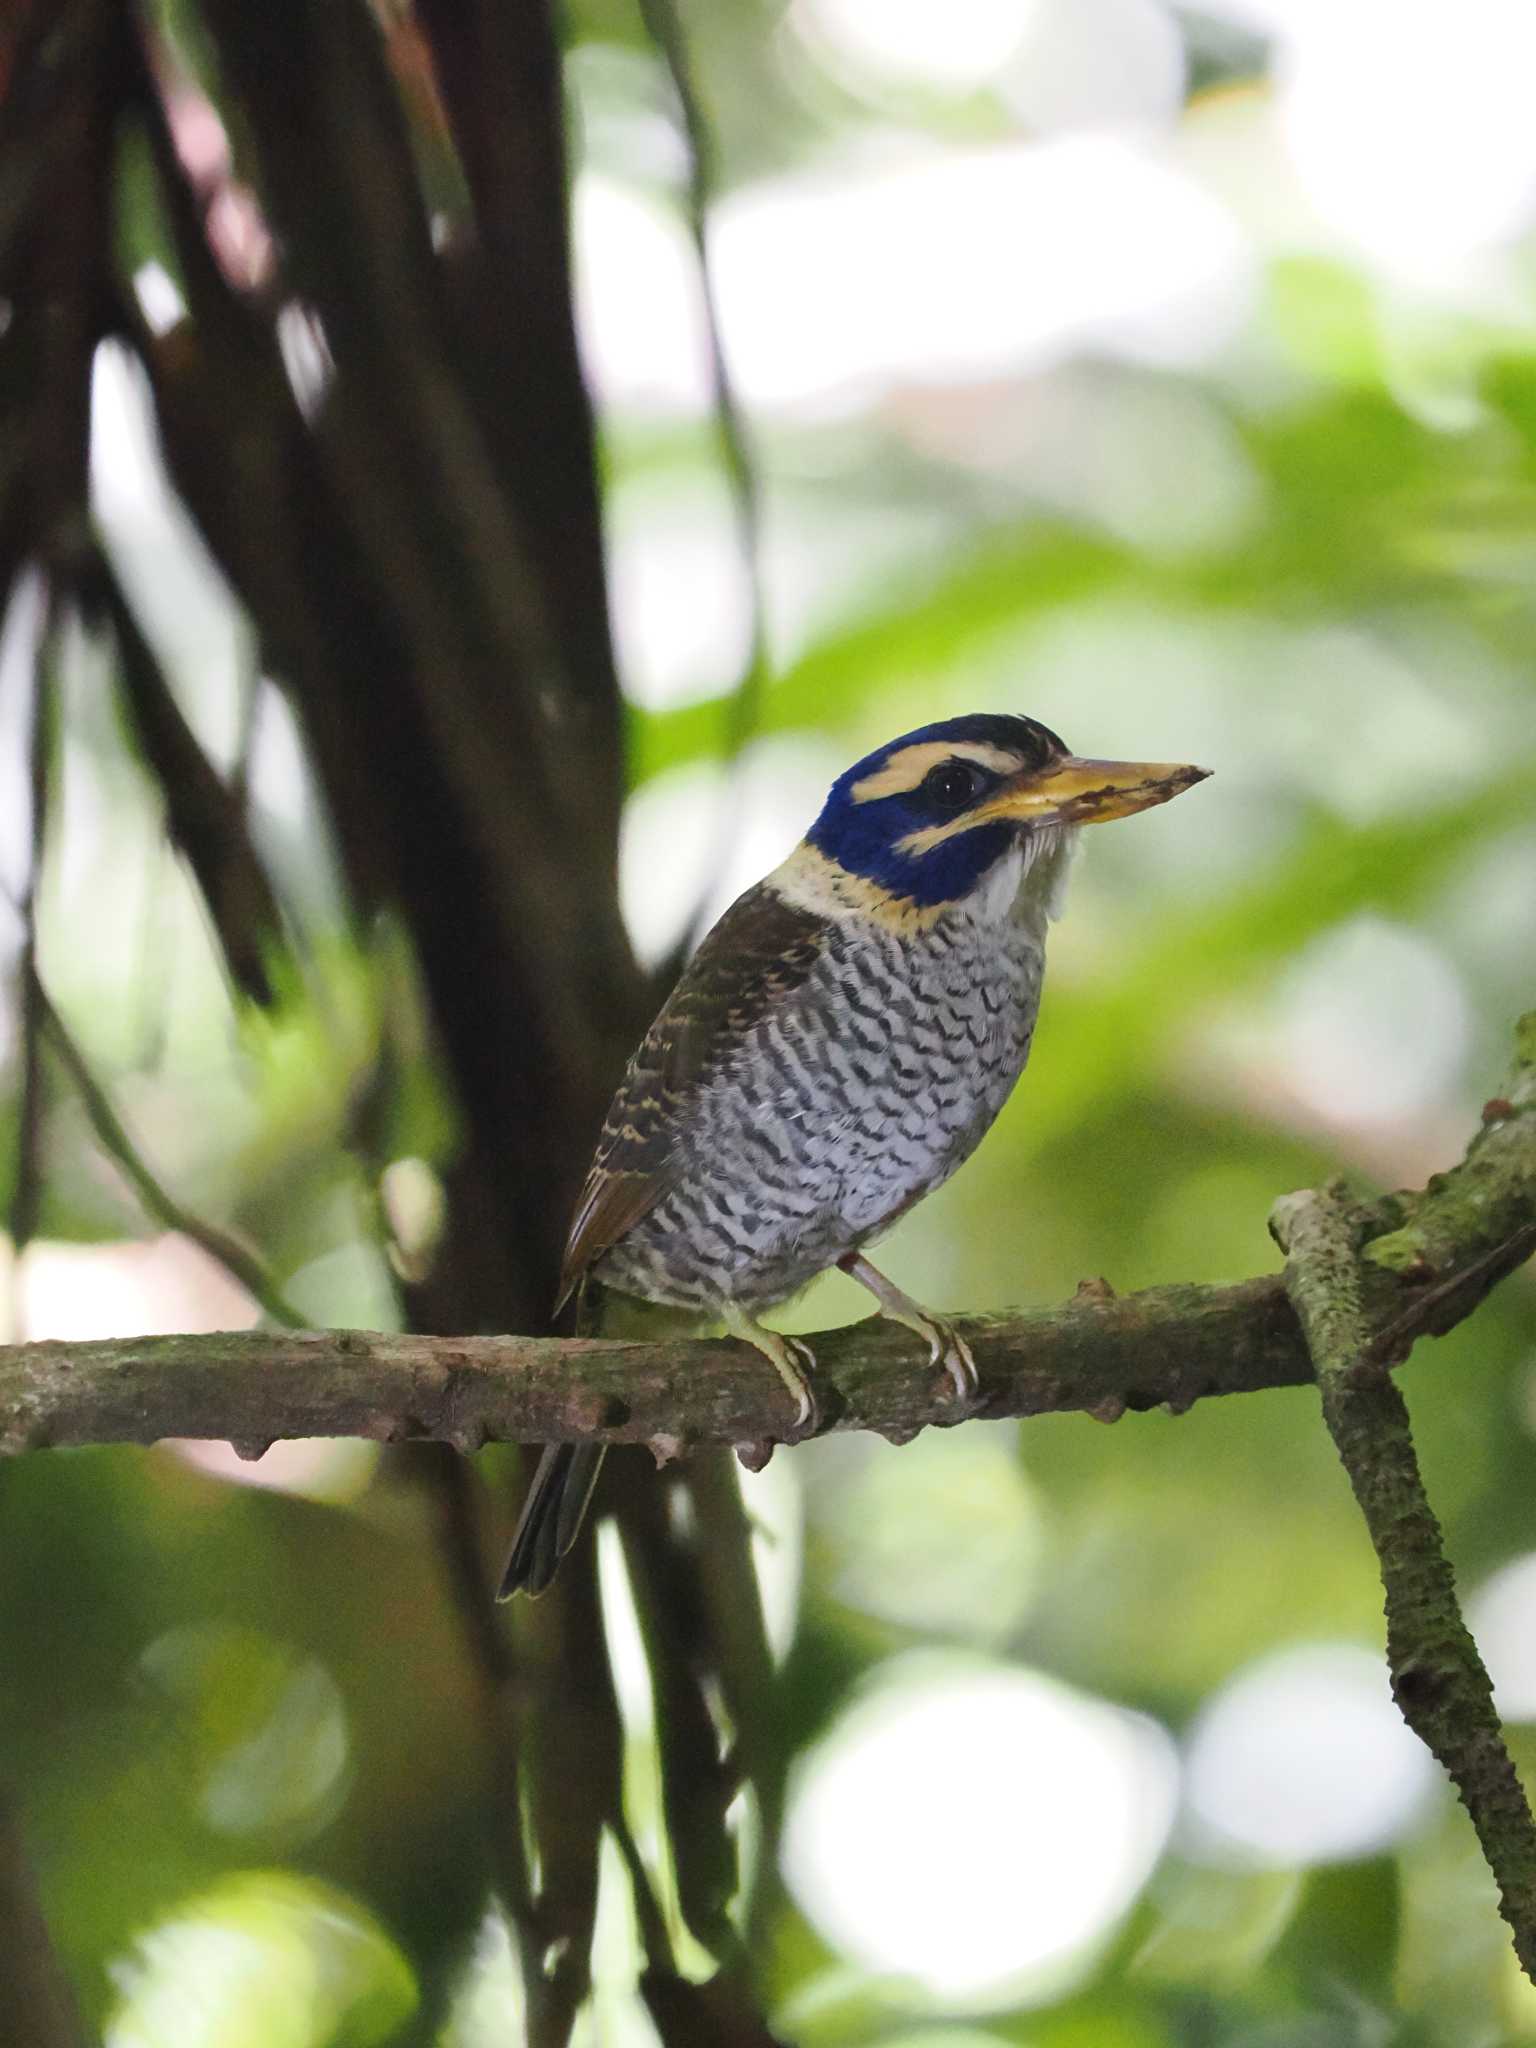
[{"left": 923, "top": 760, "right": 986, "bottom": 811}]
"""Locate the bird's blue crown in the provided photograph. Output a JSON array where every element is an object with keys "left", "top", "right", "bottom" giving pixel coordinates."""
[{"left": 804, "top": 713, "right": 1065, "bottom": 908}]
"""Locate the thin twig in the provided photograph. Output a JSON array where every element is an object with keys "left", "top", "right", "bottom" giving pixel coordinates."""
[
  {"left": 638, "top": 0, "right": 773, "bottom": 963},
  {"left": 1272, "top": 1181, "right": 1536, "bottom": 1983},
  {"left": 9, "top": 584, "right": 54, "bottom": 1278},
  {"left": 639, "top": 0, "right": 769, "bottom": 761},
  {"left": 32, "top": 975, "right": 308, "bottom": 1329},
  {"left": 1365, "top": 1221, "right": 1536, "bottom": 1367},
  {"left": 96, "top": 553, "right": 285, "bottom": 1006},
  {"left": 611, "top": 1812, "right": 676, "bottom": 1979}
]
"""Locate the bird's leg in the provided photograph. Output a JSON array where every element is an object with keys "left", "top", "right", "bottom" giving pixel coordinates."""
[
  {"left": 721, "top": 1302, "right": 821, "bottom": 1436},
  {"left": 837, "top": 1252, "right": 979, "bottom": 1406}
]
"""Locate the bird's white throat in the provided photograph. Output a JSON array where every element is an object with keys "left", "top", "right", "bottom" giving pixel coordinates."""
[{"left": 969, "top": 824, "right": 1080, "bottom": 931}]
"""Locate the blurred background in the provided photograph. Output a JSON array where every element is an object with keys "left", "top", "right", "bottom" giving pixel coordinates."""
[{"left": 3, "top": 0, "right": 1536, "bottom": 2042}]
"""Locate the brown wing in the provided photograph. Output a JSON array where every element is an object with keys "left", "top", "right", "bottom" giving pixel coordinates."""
[{"left": 556, "top": 882, "right": 831, "bottom": 1307}]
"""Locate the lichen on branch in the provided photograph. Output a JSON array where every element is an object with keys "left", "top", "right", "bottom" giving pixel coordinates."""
[{"left": 1270, "top": 1012, "right": 1536, "bottom": 1984}]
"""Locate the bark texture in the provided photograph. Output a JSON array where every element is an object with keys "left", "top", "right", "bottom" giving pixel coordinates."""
[
  {"left": 1270, "top": 1013, "right": 1536, "bottom": 1983},
  {"left": 1, "top": 1007, "right": 1531, "bottom": 1461}
]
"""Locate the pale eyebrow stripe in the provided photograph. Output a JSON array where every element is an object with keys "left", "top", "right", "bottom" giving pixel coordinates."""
[{"left": 850, "top": 739, "right": 1022, "bottom": 804}]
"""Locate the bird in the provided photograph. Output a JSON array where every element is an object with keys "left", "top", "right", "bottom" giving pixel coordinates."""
[{"left": 499, "top": 712, "right": 1209, "bottom": 1596}]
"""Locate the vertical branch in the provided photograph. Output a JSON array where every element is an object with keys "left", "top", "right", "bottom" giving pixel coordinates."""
[
  {"left": 159, "top": 0, "right": 646, "bottom": 1328},
  {"left": 518, "top": 1539, "right": 625, "bottom": 2047},
  {"left": 1272, "top": 1181, "right": 1536, "bottom": 1981},
  {"left": 412, "top": 0, "right": 628, "bottom": 794},
  {"left": 418, "top": 1450, "right": 542, "bottom": 1973},
  {"left": 0, "top": 1785, "right": 94, "bottom": 2048},
  {"left": 614, "top": 1461, "right": 743, "bottom": 1965},
  {"left": 685, "top": 1452, "right": 788, "bottom": 1946},
  {"left": 135, "top": 13, "right": 646, "bottom": 2024}
]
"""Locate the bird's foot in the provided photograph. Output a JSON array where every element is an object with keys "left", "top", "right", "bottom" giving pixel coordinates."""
[
  {"left": 838, "top": 1252, "right": 980, "bottom": 1409},
  {"left": 887, "top": 1306, "right": 977, "bottom": 1406},
  {"left": 722, "top": 1305, "right": 822, "bottom": 1437},
  {"left": 915, "top": 1312, "right": 979, "bottom": 1406}
]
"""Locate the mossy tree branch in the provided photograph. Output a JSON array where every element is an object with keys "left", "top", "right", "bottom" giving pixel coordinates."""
[
  {"left": 1270, "top": 1014, "right": 1536, "bottom": 1983},
  {"left": 0, "top": 1274, "right": 1307, "bottom": 1457},
  {"left": 0, "top": 1014, "right": 1532, "bottom": 1462}
]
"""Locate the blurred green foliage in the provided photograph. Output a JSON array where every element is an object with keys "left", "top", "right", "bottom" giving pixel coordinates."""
[{"left": 4, "top": 0, "right": 1536, "bottom": 2043}]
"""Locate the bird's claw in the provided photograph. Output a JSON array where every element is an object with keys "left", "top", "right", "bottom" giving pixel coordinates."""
[
  {"left": 724, "top": 1308, "right": 823, "bottom": 1438},
  {"left": 838, "top": 1254, "right": 978, "bottom": 1415},
  {"left": 923, "top": 1316, "right": 979, "bottom": 1408},
  {"left": 783, "top": 1336, "right": 822, "bottom": 1436}
]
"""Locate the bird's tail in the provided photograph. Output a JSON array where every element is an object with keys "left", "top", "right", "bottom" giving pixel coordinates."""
[
  {"left": 498, "top": 1274, "right": 608, "bottom": 1600},
  {"left": 497, "top": 1440, "right": 607, "bottom": 1600},
  {"left": 497, "top": 1286, "right": 702, "bottom": 1598}
]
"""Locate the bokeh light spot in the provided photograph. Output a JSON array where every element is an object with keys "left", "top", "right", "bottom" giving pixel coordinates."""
[
  {"left": 139, "top": 1624, "right": 351, "bottom": 1844},
  {"left": 1273, "top": 917, "right": 1471, "bottom": 1128},
  {"left": 783, "top": 1654, "right": 1178, "bottom": 2004},
  {"left": 794, "top": 0, "right": 1027, "bottom": 94},
  {"left": 1003, "top": 0, "right": 1186, "bottom": 134},
  {"left": 1183, "top": 1643, "right": 1436, "bottom": 1866},
  {"left": 812, "top": 1426, "right": 1043, "bottom": 1642},
  {"left": 105, "top": 1871, "right": 415, "bottom": 2048},
  {"left": 1469, "top": 1554, "right": 1536, "bottom": 1721}
]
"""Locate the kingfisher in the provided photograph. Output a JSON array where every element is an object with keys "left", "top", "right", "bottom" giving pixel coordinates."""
[{"left": 500, "top": 713, "right": 1208, "bottom": 1596}]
